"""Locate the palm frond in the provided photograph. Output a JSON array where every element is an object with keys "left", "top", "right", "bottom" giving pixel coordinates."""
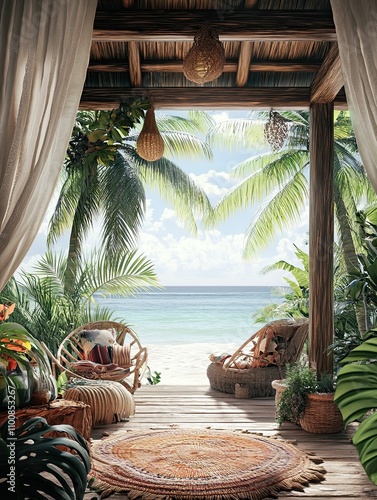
[
  {"left": 243, "top": 171, "right": 308, "bottom": 258},
  {"left": 101, "top": 151, "right": 146, "bottom": 255},
  {"left": 206, "top": 118, "right": 266, "bottom": 152}
]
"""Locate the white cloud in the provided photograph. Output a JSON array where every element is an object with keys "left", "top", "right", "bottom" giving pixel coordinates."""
[
  {"left": 212, "top": 111, "right": 230, "bottom": 123},
  {"left": 189, "top": 170, "right": 234, "bottom": 197}
]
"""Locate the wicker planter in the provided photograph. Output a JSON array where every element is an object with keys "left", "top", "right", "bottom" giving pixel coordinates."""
[
  {"left": 299, "top": 393, "right": 344, "bottom": 434},
  {"left": 207, "top": 363, "right": 285, "bottom": 398}
]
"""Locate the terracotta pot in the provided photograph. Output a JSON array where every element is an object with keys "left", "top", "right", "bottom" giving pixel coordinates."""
[{"left": 299, "top": 392, "right": 344, "bottom": 434}]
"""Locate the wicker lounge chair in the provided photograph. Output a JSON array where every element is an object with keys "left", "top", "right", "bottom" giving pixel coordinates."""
[
  {"left": 55, "top": 321, "right": 148, "bottom": 394},
  {"left": 207, "top": 318, "right": 308, "bottom": 397}
]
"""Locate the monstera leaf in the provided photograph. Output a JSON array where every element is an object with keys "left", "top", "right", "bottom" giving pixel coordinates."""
[
  {"left": 334, "top": 337, "right": 377, "bottom": 484},
  {"left": 0, "top": 417, "right": 91, "bottom": 499}
]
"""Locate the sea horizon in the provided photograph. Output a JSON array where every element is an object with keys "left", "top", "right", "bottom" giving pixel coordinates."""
[{"left": 96, "top": 285, "right": 286, "bottom": 346}]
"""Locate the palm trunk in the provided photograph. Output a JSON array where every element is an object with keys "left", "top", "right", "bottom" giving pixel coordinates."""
[{"left": 334, "top": 189, "right": 367, "bottom": 334}]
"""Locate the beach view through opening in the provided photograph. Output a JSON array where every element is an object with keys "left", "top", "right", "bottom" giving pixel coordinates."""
[{"left": 96, "top": 286, "right": 284, "bottom": 385}]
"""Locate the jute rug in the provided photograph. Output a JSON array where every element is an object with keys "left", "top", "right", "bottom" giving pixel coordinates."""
[{"left": 90, "top": 428, "right": 326, "bottom": 499}]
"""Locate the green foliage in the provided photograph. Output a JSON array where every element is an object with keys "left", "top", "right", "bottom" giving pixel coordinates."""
[
  {"left": 346, "top": 206, "right": 377, "bottom": 330},
  {"left": 146, "top": 366, "right": 161, "bottom": 385},
  {"left": 276, "top": 363, "right": 317, "bottom": 425},
  {"left": 0, "top": 322, "right": 56, "bottom": 408},
  {"left": 335, "top": 337, "right": 377, "bottom": 484},
  {"left": 66, "top": 98, "right": 149, "bottom": 169},
  {"left": 0, "top": 417, "right": 91, "bottom": 499},
  {"left": 253, "top": 244, "right": 309, "bottom": 322},
  {"left": 0, "top": 249, "right": 160, "bottom": 353}
]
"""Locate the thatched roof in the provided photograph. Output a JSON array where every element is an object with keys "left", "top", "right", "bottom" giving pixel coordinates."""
[{"left": 81, "top": 0, "right": 345, "bottom": 110}]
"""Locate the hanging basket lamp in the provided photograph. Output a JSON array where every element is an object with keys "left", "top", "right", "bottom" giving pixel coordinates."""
[
  {"left": 264, "top": 110, "right": 288, "bottom": 151},
  {"left": 183, "top": 22, "right": 225, "bottom": 85},
  {"left": 136, "top": 106, "right": 164, "bottom": 162}
]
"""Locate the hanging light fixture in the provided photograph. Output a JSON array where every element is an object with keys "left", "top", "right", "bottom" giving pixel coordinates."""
[
  {"left": 264, "top": 110, "right": 288, "bottom": 151},
  {"left": 183, "top": 21, "right": 225, "bottom": 85},
  {"left": 136, "top": 105, "right": 164, "bottom": 162}
]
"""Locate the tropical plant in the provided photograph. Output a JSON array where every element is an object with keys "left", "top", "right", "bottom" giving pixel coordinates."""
[
  {"left": 0, "top": 249, "right": 160, "bottom": 353},
  {"left": 275, "top": 363, "right": 317, "bottom": 425},
  {"left": 208, "top": 110, "right": 374, "bottom": 335},
  {"left": 48, "top": 104, "right": 214, "bottom": 293},
  {"left": 0, "top": 416, "right": 91, "bottom": 499},
  {"left": 253, "top": 244, "right": 309, "bottom": 322},
  {"left": 0, "top": 309, "right": 56, "bottom": 409},
  {"left": 346, "top": 206, "right": 377, "bottom": 330},
  {"left": 334, "top": 335, "right": 377, "bottom": 485}
]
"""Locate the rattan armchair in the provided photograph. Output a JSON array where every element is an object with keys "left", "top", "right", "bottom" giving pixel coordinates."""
[
  {"left": 55, "top": 321, "right": 148, "bottom": 394},
  {"left": 207, "top": 318, "right": 308, "bottom": 397}
]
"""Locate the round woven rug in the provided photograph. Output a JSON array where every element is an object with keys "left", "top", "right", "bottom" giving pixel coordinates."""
[{"left": 90, "top": 428, "right": 325, "bottom": 499}]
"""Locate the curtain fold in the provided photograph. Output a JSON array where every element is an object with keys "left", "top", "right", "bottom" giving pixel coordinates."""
[
  {"left": 0, "top": 0, "right": 97, "bottom": 290},
  {"left": 331, "top": 0, "right": 377, "bottom": 193}
]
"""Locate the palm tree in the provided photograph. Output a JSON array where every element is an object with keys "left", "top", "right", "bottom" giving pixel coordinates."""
[
  {"left": 0, "top": 248, "right": 159, "bottom": 352},
  {"left": 48, "top": 104, "right": 214, "bottom": 293},
  {"left": 208, "top": 110, "right": 374, "bottom": 335}
]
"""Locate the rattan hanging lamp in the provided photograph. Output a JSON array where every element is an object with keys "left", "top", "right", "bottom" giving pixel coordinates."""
[
  {"left": 136, "top": 105, "right": 164, "bottom": 162},
  {"left": 183, "top": 21, "right": 225, "bottom": 84}
]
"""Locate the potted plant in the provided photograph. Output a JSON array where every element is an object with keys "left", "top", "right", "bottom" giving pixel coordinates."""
[{"left": 275, "top": 362, "right": 344, "bottom": 434}]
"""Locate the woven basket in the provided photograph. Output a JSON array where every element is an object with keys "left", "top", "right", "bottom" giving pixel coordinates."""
[
  {"left": 299, "top": 393, "right": 344, "bottom": 434},
  {"left": 207, "top": 363, "right": 285, "bottom": 397}
]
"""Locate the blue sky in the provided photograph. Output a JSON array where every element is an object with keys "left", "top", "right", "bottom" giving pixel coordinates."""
[{"left": 21, "top": 110, "right": 309, "bottom": 287}]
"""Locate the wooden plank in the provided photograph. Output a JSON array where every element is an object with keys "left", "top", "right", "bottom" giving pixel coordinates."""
[
  {"left": 309, "top": 102, "right": 335, "bottom": 375},
  {"left": 87, "top": 59, "right": 322, "bottom": 73},
  {"left": 310, "top": 43, "right": 343, "bottom": 103},
  {"left": 127, "top": 41, "right": 142, "bottom": 87},
  {"left": 80, "top": 87, "right": 348, "bottom": 110},
  {"left": 96, "top": 385, "right": 377, "bottom": 500},
  {"left": 236, "top": 41, "right": 253, "bottom": 87},
  {"left": 93, "top": 10, "right": 337, "bottom": 42}
]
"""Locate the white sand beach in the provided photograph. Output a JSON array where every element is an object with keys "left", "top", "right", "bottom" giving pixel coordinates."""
[{"left": 144, "top": 342, "right": 239, "bottom": 386}]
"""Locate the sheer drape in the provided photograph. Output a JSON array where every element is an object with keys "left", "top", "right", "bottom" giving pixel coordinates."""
[
  {"left": 331, "top": 0, "right": 377, "bottom": 192},
  {"left": 0, "top": 0, "right": 97, "bottom": 290}
]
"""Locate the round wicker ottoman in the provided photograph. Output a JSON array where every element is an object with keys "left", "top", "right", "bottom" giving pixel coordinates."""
[
  {"left": 63, "top": 380, "right": 135, "bottom": 426},
  {"left": 207, "top": 363, "right": 285, "bottom": 398}
]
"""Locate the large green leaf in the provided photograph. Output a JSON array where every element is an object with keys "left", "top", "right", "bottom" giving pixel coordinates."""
[
  {"left": 334, "top": 338, "right": 377, "bottom": 484},
  {"left": 0, "top": 417, "right": 90, "bottom": 499}
]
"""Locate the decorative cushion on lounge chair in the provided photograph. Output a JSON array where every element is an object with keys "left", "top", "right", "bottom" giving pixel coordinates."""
[
  {"left": 207, "top": 318, "right": 308, "bottom": 397},
  {"left": 56, "top": 321, "right": 148, "bottom": 393}
]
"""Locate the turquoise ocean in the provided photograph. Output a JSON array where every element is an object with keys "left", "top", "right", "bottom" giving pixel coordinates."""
[{"left": 96, "top": 286, "right": 284, "bottom": 346}]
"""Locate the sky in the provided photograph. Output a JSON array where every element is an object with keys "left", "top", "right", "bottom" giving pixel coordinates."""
[{"left": 21, "top": 110, "right": 309, "bottom": 287}]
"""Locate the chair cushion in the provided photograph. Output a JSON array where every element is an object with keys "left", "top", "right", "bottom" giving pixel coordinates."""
[{"left": 88, "top": 344, "right": 112, "bottom": 365}]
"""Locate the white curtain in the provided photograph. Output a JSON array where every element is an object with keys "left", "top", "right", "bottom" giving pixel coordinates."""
[
  {"left": 331, "top": 0, "right": 377, "bottom": 193},
  {"left": 0, "top": 0, "right": 97, "bottom": 290}
]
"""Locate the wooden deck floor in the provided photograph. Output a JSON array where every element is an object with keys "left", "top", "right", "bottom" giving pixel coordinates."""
[{"left": 91, "top": 384, "right": 377, "bottom": 499}]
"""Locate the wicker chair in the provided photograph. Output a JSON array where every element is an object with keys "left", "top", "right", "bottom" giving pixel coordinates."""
[
  {"left": 207, "top": 318, "right": 308, "bottom": 397},
  {"left": 56, "top": 321, "right": 148, "bottom": 394}
]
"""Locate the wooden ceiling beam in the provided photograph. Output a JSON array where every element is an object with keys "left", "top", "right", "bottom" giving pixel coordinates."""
[
  {"left": 236, "top": 42, "right": 253, "bottom": 87},
  {"left": 128, "top": 41, "right": 142, "bottom": 87},
  {"left": 80, "top": 87, "right": 347, "bottom": 110},
  {"left": 87, "top": 59, "right": 322, "bottom": 73},
  {"left": 93, "top": 10, "right": 336, "bottom": 42},
  {"left": 310, "top": 43, "right": 343, "bottom": 103},
  {"left": 236, "top": 0, "right": 257, "bottom": 87}
]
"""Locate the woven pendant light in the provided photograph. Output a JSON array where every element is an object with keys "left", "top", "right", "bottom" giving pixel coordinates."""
[
  {"left": 183, "top": 22, "right": 225, "bottom": 84},
  {"left": 136, "top": 106, "right": 164, "bottom": 161},
  {"left": 264, "top": 110, "right": 288, "bottom": 151}
]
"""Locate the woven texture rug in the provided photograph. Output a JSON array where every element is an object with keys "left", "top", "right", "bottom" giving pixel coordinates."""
[{"left": 90, "top": 428, "right": 325, "bottom": 499}]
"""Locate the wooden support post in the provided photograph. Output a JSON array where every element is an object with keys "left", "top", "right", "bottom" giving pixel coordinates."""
[{"left": 309, "top": 102, "right": 334, "bottom": 376}]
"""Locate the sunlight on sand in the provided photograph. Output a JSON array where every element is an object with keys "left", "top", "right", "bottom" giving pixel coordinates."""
[{"left": 144, "top": 343, "right": 239, "bottom": 386}]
